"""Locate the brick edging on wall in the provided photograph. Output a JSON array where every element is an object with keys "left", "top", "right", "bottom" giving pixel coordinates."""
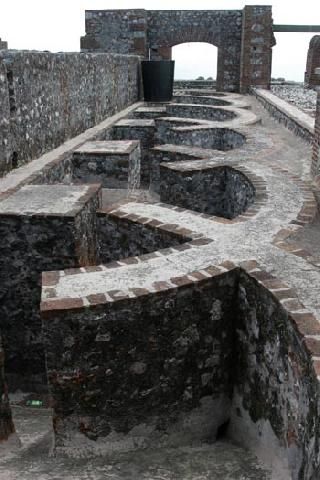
[
  {"left": 41, "top": 258, "right": 320, "bottom": 384},
  {"left": 251, "top": 88, "right": 314, "bottom": 144}
]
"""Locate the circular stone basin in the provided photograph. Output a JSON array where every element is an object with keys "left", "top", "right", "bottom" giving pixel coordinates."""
[
  {"left": 166, "top": 104, "right": 236, "bottom": 122},
  {"left": 173, "top": 95, "right": 231, "bottom": 106},
  {"left": 160, "top": 165, "right": 255, "bottom": 219}
]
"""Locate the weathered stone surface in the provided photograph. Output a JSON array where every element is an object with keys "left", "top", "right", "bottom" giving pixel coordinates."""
[
  {"left": 166, "top": 104, "right": 237, "bottom": 122},
  {"left": 312, "top": 88, "right": 320, "bottom": 177},
  {"left": 240, "top": 6, "right": 275, "bottom": 92},
  {"left": 97, "top": 210, "right": 191, "bottom": 263},
  {"left": 41, "top": 265, "right": 320, "bottom": 478},
  {"left": 0, "top": 51, "right": 141, "bottom": 176},
  {"left": 0, "top": 184, "right": 101, "bottom": 390},
  {"left": 230, "top": 271, "right": 320, "bottom": 480},
  {"left": 112, "top": 119, "right": 155, "bottom": 184},
  {"left": 155, "top": 123, "right": 246, "bottom": 151},
  {"left": 305, "top": 36, "right": 320, "bottom": 88},
  {"left": 72, "top": 141, "right": 141, "bottom": 190},
  {"left": 0, "top": 38, "right": 8, "bottom": 50},
  {"left": 42, "top": 273, "right": 236, "bottom": 455},
  {"left": 81, "top": 7, "right": 273, "bottom": 93},
  {"left": 160, "top": 164, "right": 255, "bottom": 219}
]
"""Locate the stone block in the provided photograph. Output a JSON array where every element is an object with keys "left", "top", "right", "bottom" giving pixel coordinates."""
[
  {"left": 112, "top": 119, "right": 155, "bottom": 184},
  {"left": 0, "top": 184, "right": 101, "bottom": 390},
  {"left": 72, "top": 140, "right": 141, "bottom": 190}
]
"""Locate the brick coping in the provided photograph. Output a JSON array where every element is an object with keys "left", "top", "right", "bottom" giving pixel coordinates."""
[
  {"left": 253, "top": 88, "right": 315, "bottom": 137},
  {"left": 40, "top": 259, "right": 320, "bottom": 385},
  {"left": 0, "top": 101, "right": 143, "bottom": 201}
]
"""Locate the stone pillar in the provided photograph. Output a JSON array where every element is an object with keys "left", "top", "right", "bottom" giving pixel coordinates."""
[
  {"left": 0, "top": 38, "right": 8, "bottom": 50},
  {"left": 81, "top": 10, "right": 148, "bottom": 57},
  {"left": 240, "top": 6, "right": 275, "bottom": 93},
  {"left": 311, "top": 68, "right": 320, "bottom": 178},
  {"left": 305, "top": 36, "right": 320, "bottom": 89}
]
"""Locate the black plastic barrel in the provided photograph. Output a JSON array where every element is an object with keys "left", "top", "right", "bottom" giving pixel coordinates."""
[{"left": 141, "top": 60, "right": 175, "bottom": 102}]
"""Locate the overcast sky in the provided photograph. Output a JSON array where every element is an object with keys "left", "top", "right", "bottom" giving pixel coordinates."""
[{"left": 0, "top": 0, "right": 319, "bottom": 81}]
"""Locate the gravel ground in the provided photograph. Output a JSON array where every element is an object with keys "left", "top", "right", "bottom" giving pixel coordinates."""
[{"left": 271, "top": 84, "right": 317, "bottom": 117}]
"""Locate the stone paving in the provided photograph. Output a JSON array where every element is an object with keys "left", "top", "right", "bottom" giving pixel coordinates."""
[{"left": 0, "top": 409, "right": 270, "bottom": 480}]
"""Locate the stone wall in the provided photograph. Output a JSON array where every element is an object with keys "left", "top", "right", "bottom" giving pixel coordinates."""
[
  {"left": 252, "top": 88, "right": 314, "bottom": 144},
  {"left": 231, "top": 270, "right": 320, "bottom": 480},
  {"left": 160, "top": 164, "right": 255, "bottom": 219},
  {"left": 41, "top": 262, "right": 320, "bottom": 477},
  {"left": 174, "top": 80, "right": 216, "bottom": 90},
  {"left": 166, "top": 104, "right": 236, "bottom": 122},
  {"left": 0, "top": 184, "right": 101, "bottom": 391},
  {"left": 312, "top": 88, "right": 320, "bottom": 177},
  {"left": 0, "top": 51, "right": 141, "bottom": 177},
  {"left": 155, "top": 123, "right": 246, "bottom": 151},
  {"left": 81, "top": 7, "right": 274, "bottom": 93},
  {"left": 0, "top": 38, "right": 8, "bottom": 50},
  {"left": 305, "top": 36, "right": 320, "bottom": 88},
  {"left": 98, "top": 210, "right": 191, "bottom": 264},
  {"left": 240, "top": 6, "right": 275, "bottom": 93},
  {"left": 42, "top": 271, "right": 237, "bottom": 455}
]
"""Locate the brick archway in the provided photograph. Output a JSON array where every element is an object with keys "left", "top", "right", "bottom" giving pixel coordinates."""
[{"left": 81, "top": 6, "right": 274, "bottom": 93}]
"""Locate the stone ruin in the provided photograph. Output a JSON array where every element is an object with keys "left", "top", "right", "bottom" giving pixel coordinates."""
[
  {"left": 0, "top": 6, "right": 320, "bottom": 480},
  {"left": 0, "top": 38, "right": 7, "bottom": 50}
]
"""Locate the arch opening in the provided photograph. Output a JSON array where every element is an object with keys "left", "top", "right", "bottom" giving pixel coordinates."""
[{"left": 172, "top": 43, "right": 218, "bottom": 82}]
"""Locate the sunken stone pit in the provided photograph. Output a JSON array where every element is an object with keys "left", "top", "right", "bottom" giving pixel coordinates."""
[{"left": 160, "top": 164, "right": 255, "bottom": 219}]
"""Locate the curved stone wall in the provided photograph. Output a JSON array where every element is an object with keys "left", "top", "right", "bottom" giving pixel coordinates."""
[
  {"left": 160, "top": 164, "right": 255, "bottom": 219},
  {"left": 166, "top": 104, "right": 237, "bottom": 122}
]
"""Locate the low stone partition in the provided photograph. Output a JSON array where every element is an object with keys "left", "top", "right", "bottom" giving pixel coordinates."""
[
  {"left": 0, "top": 51, "right": 141, "bottom": 177},
  {"left": 173, "top": 95, "right": 231, "bottom": 107},
  {"left": 98, "top": 206, "right": 194, "bottom": 263},
  {"left": 131, "top": 106, "right": 167, "bottom": 119},
  {"left": 160, "top": 163, "right": 255, "bottom": 220},
  {"left": 156, "top": 124, "right": 246, "bottom": 151},
  {"left": 72, "top": 141, "right": 141, "bottom": 190},
  {"left": 174, "top": 80, "right": 216, "bottom": 90},
  {"left": 0, "top": 184, "right": 101, "bottom": 391},
  {"left": 40, "top": 260, "right": 320, "bottom": 479},
  {"left": 42, "top": 267, "right": 237, "bottom": 456},
  {"left": 166, "top": 104, "right": 237, "bottom": 122},
  {"left": 252, "top": 88, "right": 315, "bottom": 144},
  {"left": 150, "top": 144, "right": 223, "bottom": 193},
  {"left": 311, "top": 88, "right": 320, "bottom": 178},
  {"left": 112, "top": 119, "right": 155, "bottom": 184}
]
